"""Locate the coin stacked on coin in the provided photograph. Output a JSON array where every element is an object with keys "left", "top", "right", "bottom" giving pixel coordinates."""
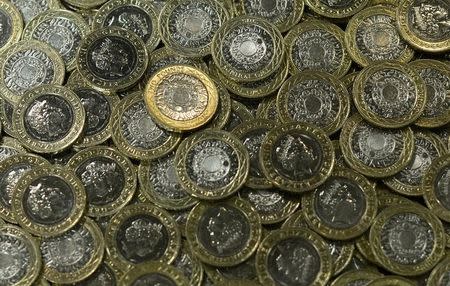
[{"left": 0, "top": 0, "right": 449, "bottom": 285}]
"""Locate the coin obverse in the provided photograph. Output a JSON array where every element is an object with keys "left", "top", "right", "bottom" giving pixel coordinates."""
[{"left": 119, "top": 261, "right": 190, "bottom": 286}]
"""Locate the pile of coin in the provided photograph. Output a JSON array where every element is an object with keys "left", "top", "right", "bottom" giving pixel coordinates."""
[{"left": 0, "top": 0, "right": 449, "bottom": 285}]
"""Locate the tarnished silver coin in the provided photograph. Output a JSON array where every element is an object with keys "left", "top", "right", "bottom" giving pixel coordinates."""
[
  {"left": 224, "top": 100, "right": 254, "bottom": 132},
  {"left": 203, "top": 254, "right": 259, "bottom": 284},
  {"left": 0, "top": 1, "right": 22, "bottom": 53},
  {"left": 173, "top": 240, "right": 204, "bottom": 286},
  {"left": 71, "top": 262, "right": 119, "bottom": 286},
  {"left": 10, "top": 0, "right": 59, "bottom": 24}
]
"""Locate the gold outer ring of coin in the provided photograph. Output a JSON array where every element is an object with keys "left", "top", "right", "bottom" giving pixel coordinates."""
[
  {"left": 174, "top": 129, "right": 250, "bottom": 200},
  {"left": 225, "top": 100, "right": 255, "bottom": 131},
  {"left": 185, "top": 197, "right": 261, "bottom": 267},
  {"left": 423, "top": 153, "right": 450, "bottom": 222},
  {"left": 12, "top": 165, "right": 86, "bottom": 237},
  {"left": 284, "top": 20, "right": 352, "bottom": 78},
  {"left": 41, "top": 217, "right": 104, "bottom": 284},
  {"left": 119, "top": 261, "right": 190, "bottom": 286},
  {"left": 367, "top": 276, "right": 416, "bottom": 286},
  {"left": 427, "top": 255, "right": 450, "bottom": 286},
  {"left": 276, "top": 71, "right": 350, "bottom": 135},
  {"left": 344, "top": 6, "right": 415, "bottom": 67},
  {"left": 305, "top": 0, "right": 368, "bottom": 18},
  {"left": 204, "top": 79, "right": 232, "bottom": 130},
  {"left": 105, "top": 203, "right": 181, "bottom": 272},
  {"left": 353, "top": 61, "right": 427, "bottom": 128},
  {"left": 397, "top": 0, "right": 450, "bottom": 52},
  {"left": 144, "top": 65, "right": 219, "bottom": 132},
  {"left": 369, "top": 205, "right": 446, "bottom": 276},
  {"left": 0, "top": 154, "right": 49, "bottom": 223},
  {"left": 67, "top": 146, "right": 137, "bottom": 217},
  {"left": 0, "top": 1, "right": 22, "bottom": 53},
  {"left": 12, "top": 84, "right": 85, "bottom": 154},
  {"left": 0, "top": 40, "right": 65, "bottom": 105},
  {"left": 260, "top": 122, "right": 334, "bottom": 193},
  {"left": 303, "top": 168, "right": 378, "bottom": 240},
  {"left": 63, "top": 0, "right": 107, "bottom": 9},
  {"left": 256, "top": 227, "right": 332, "bottom": 286},
  {"left": 0, "top": 224, "right": 42, "bottom": 286},
  {"left": 330, "top": 269, "right": 383, "bottom": 286},
  {"left": 339, "top": 114, "right": 415, "bottom": 178}
]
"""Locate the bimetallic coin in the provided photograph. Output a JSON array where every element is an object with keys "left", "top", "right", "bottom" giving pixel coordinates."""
[
  {"left": 224, "top": 100, "right": 254, "bottom": 131},
  {"left": 212, "top": 16, "right": 285, "bottom": 82},
  {"left": 0, "top": 137, "right": 26, "bottom": 163},
  {"left": 427, "top": 256, "right": 450, "bottom": 286},
  {"left": 0, "top": 99, "right": 16, "bottom": 136},
  {"left": 353, "top": 61, "right": 426, "bottom": 128},
  {"left": 384, "top": 131, "right": 446, "bottom": 196},
  {"left": 94, "top": 0, "right": 160, "bottom": 53},
  {"left": 71, "top": 262, "right": 119, "bottom": 286},
  {"left": 303, "top": 168, "right": 378, "bottom": 240},
  {"left": 256, "top": 96, "right": 279, "bottom": 122},
  {"left": 341, "top": 72, "right": 358, "bottom": 116},
  {"left": 23, "top": 9, "right": 90, "bottom": 71},
  {"left": 0, "top": 1, "right": 22, "bottom": 53},
  {"left": 423, "top": 154, "right": 450, "bottom": 222},
  {"left": 77, "top": 27, "right": 148, "bottom": 91},
  {"left": 186, "top": 197, "right": 261, "bottom": 266},
  {"left": 370, "top": 205, "right": 445, "bottom": 276},
  {"left": 331, "top": 270, "right": 383, "bottom": 286},
  {"left": 10, "top": 0, "right": 59, "bottom": 24},
  {"left": 111, "top": 92, "right": 181, "bottom": 160},
  {"left": 260, "top": 122, "right": 334, "bottom": 193},
  {"left": 332, "top": 140, "right": 349, "bottom": 168},
  {"left": 160, "top": 0, "right": 229, "bottom": 57},
  {"left": 169, "top": 208, "right": 192, "bottom": 238},
  {"left": 285, "top": 20, "right": 352, "bottom": 78},
  {"left": 119, "top": 261, "right": 190, "bottom": 286},
  {"left": 203, "top": 255, "right": 259, "bottom": 284},
  {"left": 397, "top": 0, "right": 450, "bottom": 52},
  {"left": 11, "top": 166, "right": 86, "bottom": 237},
  {"left": 0, "top": 154, "right": 49, "bottom": 223},
  {"left": 105, "top": 203, "right": 181, "bottom": 271},
  {"left": 63, "top": 0, "right": 107, "bottom": 9},
  {"left": 345, "top": 6, "right": 415, "bottom": 67},
  {"left": 40, "top": 218, "right": 104, "bottom": 284},
  {"left": 0, "top": 40, "right": 65, "bottom": 105},
  {"left": 12, "top": 85, "right": 85, "bottom": 154},
  {"left": 305, "top": 0, "right": 368, "bottom": 18},
  {"left": 144, "top": 65, "right": 219, "bottom": 132},
  {"left": 204, "top": 80, "right": 231, "bottom": 130},
  {"left": 175, "top": 129, "right": 249, "bottom": 200},
  {"left": 68, "top": 147, "right": 137, "bottom": 217},
  {"left": 367, "top": 276, "right": 416, "bottom": 286},
  {"left": 339, "top": 114, "right": 415, "bottom": 178},
  {"left": 410, "top": 59, "right": 450, "bottom": 128},
  {"left": 277, "top": 71, "right": 350, "bottom": 135},
  {"left": 173, "top": 240, "right": 204, "bottom": 286},
  {"left": 256, "top": 228, "right": 332, "bottom": 286}
]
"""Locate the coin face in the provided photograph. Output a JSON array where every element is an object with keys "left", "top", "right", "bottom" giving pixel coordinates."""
[
  {"left": 40, "top": 218, "right": 104, "bottom": 284},
  {"left": 119, "top": 261, "right": 190, "bottom": 286},
  {"left": 186, "top": 197, "right": 261, "bottom": 266},
  {"left": 73, "top": 262, "right": 119, "bottom": 286},
  {"left": 12, "top": 166, "right": 86, "bottom": 237},
  {"left": 144, "top": 65, "right": 219, "bottom": 132},
  {"left": 423, "top": 154, "right": 450, "bottom": 222},
  {"left": 285, "top": 20, "right": 351, "bottom": 78},
  {"left": 224, "top": 100, "right": 254, "bottom": 131},
  {"left": 260, "top": 122, "right": 334, "bottom": 193},
  {"left": 175, "top": 130, "right": 250, "bottom": 200},
  {"left": 77, "top": 27, "right": 148, "bottom": 91},
  {"left": 370, "top": 205, "right": 445, "bottom": 275},
  {"left": 173, "top": 241, "right": 203, "bottom": 286},
  {"left": 305, "top": 0, "right": 368, "bottom": 18},
  {"left": 10, "top": 0, "right": 59, "bottom": 24},
  {"left": 0, "top": 1, "right": 22, "bottom": 53},
  {"left": 345, "top": 6, "right": 415, "bottom": 67},
  {"left": 212, "top": 16, "right": 284, "bottom": 82},
  {"left": 340, "top": 114, "right": 414, "bottom": 177},
  {"left": 330, "top": 270, "right": 383, "bottom": 286},
  {"left": 397, "top": 0, "right": 450, "bottom": 52}
]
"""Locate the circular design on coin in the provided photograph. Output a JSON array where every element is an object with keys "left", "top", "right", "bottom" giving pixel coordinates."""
[
  {"left": 0, "top": 154, "right": 48, "bottom": 223},
  {"left": 260, "top": 122, "right": 334, "bottom": 193},
  {"left": 256, "top": 228, "right": 332, "bottom": 286},
  {"left": 94, "top": 0, "right": 160, "bottom": 53},
  {"left": 331, "top": 269, "right": 383, "bottom": 286},
  {"left": 277, "top": 71, "right": 350, "bottom": 135},
  {"left": 423, "top": 154, "right": 450, "bottom": 222},
  {"left": 340, "top": 114, "right": 414, "bottom": 178},
  {"left": 427, "top": 256, "right": 450, "bottom": 286},
  {"left": 367, "top": 276, "right": 416, "bottom": 286},
  {"left": 159, "top": 0, "right": 229, "bottom": 57},
  {"left": 111, "top": 92, "right": 181, "bottom": 160},
  {"left": 0, "top": 1, "right": 22, "bottom": 53},
  {"left": 204, "top": 80, "right": 231, "bottom": 130},
  {"left": 370, "top": 205, "right": 445, "bottom": 276},
  {"left": 354, "top": 61, "right": 426, "bottom": 128},
  {"left": 138, "top": 151, "right": 198, "bottom": 210},
  {"left": 12, "top": 85, "right": 85, "bottom": 154},
  {"left": 77, "top": 27, "right": 148, "bottom": 91},
  {"left": 384, "top": 131, "right": 446, "bottom": 196},
  {"left": 345, "top": 6, "right": 415, "bottom": 67},
  {"left": 0, "top": 224, "right": 41, "bottom": 286},
  {"left": 410, "top": 59, "right": 450, "bottom": 128},
  {"left": 303, "top": 168, "right": 378, "bottom": 240},
  {"left": 186, "top": 197, "right": 261, "bottom": 266},
  {"left": 10, "top": 0, "right": 59, "bottom": 24},
  {"left": 119, "top": 261, "right": 189, "bottom": 286},
  {"left": 224, "top": 100, "right": 254, "bottom": 132},
  {"left": 105, "top": 203, "right": 180, "bottom": 271},
  {"left": 40, "top": 218, "right": 104, "bottom": 284},
  {"left": 175, "top": 129, "right": 249, "bottom": 200},
  {"left": 11, "top": 166, "right": 86, "bottom": 237},
  {"left": 0, "top": 40, "right": 65, "bottom": 105},
  {"left": 145, "top": 65, "right": 219, "bottom": 132},
  {"left": 285, "top": 20, "right": 351, "bottom": 78},
  {"left": 232, "top": 119, "right": 277, "bottom": 188},
  {"left": 397, "top": 0, "right": 450, "bottom": 52},
  {"left": 305, "top": 0, "right": 368, "bottom": 18},
  {"left": 68, "top": 146, "right": 137, "bottom": 217},
  {"left": 212, "top": 16, "right": 284, "bottom": 82},
  {"left": 23, "top": 9, "right": 90, "bottom": 71}
]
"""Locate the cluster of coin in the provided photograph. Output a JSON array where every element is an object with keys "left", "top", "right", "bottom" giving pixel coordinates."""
[{"left": 0, "top": 0, "right": 449, "bottom": 285}]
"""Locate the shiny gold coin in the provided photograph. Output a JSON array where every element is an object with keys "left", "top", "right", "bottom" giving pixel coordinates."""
[
  {"left": 330, "top": 269, "right": 383, "bottom": 286},
  {"left": 367, "top": 276, "right": 416, "bottom": 286},
  {"left": 119, "top": 261, "right": 190, "bottom": 286},
  {"left": 0, "top": 1, "right": 22, "bottom": 53},
  {"left": 144, "top": 65, "right": 219, "bottom": 132},
  {"left": 305, "top": 0, "right": 368, "bottom": 18},
  {"left": 423, "top": 153, "right": 450, "bottom": 222},
  {"left": 224, "top": 100, "right": 254, "bottom": 131},
  {"left": 427, "top": 255, "right": 450, "bottom": 286}
]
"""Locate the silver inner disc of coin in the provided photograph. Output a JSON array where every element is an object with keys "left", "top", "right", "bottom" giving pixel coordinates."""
[
  {"left": 435, "top": 165, "right": 450, "bottom": 210},
  {"left": 241, "top": 187, "right": 287, "bottom": 215},
  {"left": 418, "top": 67, "right": 450, "bottom": 118},
  {"left": 0, "top": 8, "right": 13, "bottom": 48},
  {"left": 74, "top": 88, "right": 111, "bottom": 136},
  {"left": 0, "top": 163, "right": 32, "bottom": 210},
  {"left": 407, "top": 0, "right": 450, "bottom": 42},
  {"left": 241, "top": 128, "right": 270, "bottom": 178},
  {"left": 76, "top": 263, "right": 117, "bottom": 286},
  {"left": 0, "top": 232, "right": 31, "bottom": 285},
  {"left": 243, "top": 0, "right": 295, "bottom": 24},
  {"left": 104, "top": 6, "right": 154, "bottom": 43},
  {"left": 11, "top": 0, "right": 49, "bottom": 24},
  {"left": 173, "top": 248, "right": 194, "bottom": 280}
]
